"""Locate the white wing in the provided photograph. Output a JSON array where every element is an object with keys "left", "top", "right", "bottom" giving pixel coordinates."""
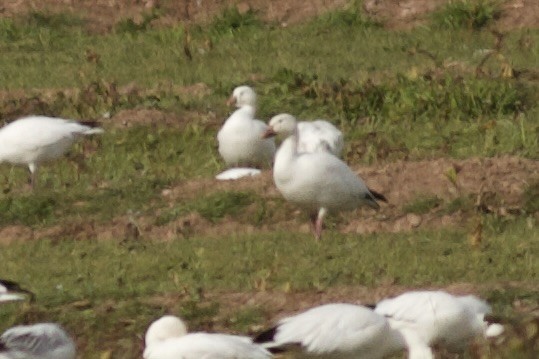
[
  {"left": 455, "top": 295, "right": 491, "bottom": 315},
  {"left": 267, "top": 304, "right": 390, "bottom": 355},
  {"left": 0, "top": 116, "right": 102, "bottom": 164},
  {"left": 144, "top": 332, "right": 271, "bottom": 359},
  {"left": 297, "top": 120, "right": 344, "bottom": 157},
  {"left": 0, "top": 323, "right": 76, "bottom": 359},
  {"left": 375, "top": 291, "right": 488, "bottom": 350}
]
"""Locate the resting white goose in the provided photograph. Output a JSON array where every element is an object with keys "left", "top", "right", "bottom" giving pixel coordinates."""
[
  {"left": 0, "top": 116, "right": 104, "bottom": 188},
  {"left": 263, "top": 113, "right": 386, "bottom": 239},
  {"left": 254, "top": 303, "right": 406, "bottom": 359},
  {"left": 0, "top": 279, "right": 34, "bottom": 303},
  {"left": 374, "top": 290, "right": 504, "bottom": 358},
  {"left": 143, "top": 315, "right": 272, "bottom": 359},
  {"left": 0, "top": 323, "right": 76, "bottom": 359},
  {"left": 217, "top": 86, "right": 276, "bottom": 170}
]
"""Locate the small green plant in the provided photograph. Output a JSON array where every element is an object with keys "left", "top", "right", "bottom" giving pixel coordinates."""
[
  {"left": 208, "top": 7, "right": 261, "bottom": 36},
  {"left": 193, "top": 191, "right": 255, "bottom": 222},
  {"left": 309, "top": 6, "right": 379, "bottom": 29},
  {"left": 0, "top": 195, "right": 57, "bottom": 226},
  {"left": 227, "top": 306, "right": 266, "bottom": 332},
  {"left": 403, "top": 195, "right": 443, "bottom": 214},
  {"left": 24, "top": 11, "right": 85, "bottom": 31},
  {"left": 431, "top": 0, "right": 501, "bottom": 30},
  {"left": 115, "top": 9, "right": 162, "bottom": 34},
  {"left": 523, "top": 181, "right": 539, "bottom": 214},
  {"left": 444, "top": 196, "right": 473, "bottom": 214}
]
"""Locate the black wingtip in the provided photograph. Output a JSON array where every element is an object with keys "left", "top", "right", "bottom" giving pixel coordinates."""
[
  {"left": 0, "top": 279, "right": 22, "bottom": 290},
  {"left": 0, "top": 279, "right": 35, "bottom": 302},
  {"left": 79, "top": 121, "right": 102, "bottom": 128},
  {"left": 253, "top": 326, "right": 277, "bottom": 344},
  {"left": 364, "top": 303, "right": 377, "bottom": 310},
  {"left": 369, "top": 188, "right": 388, "bottom": 203},
  {"left": 484, "top": 314, "right": 504, "bottom": 324},
  {"left": 267, "top": 346, "right": 289, "bottom": 354}
]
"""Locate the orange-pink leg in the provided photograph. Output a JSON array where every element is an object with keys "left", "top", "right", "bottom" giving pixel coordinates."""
[
  {"left": 310, "top": 208, "right": 327, "bottom": 240},
  {"left": 28, "top": 163, "right": 38, "bottom": 190}
]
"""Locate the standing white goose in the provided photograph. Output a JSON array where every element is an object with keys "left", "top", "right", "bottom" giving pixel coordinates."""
[
  {"left": 373, "top": 290, "right": 504, "bottom": 358},
  {"left": 0, "top": 279, "right": 34, "bottom": 303},
  {"left": 0, "top": 116, "right": 104, "bottom": 188},
  {"left": 263, "top": 113, "right": 386, "bottom": 239},
  {"left": 0, "top": 323, "right": 76, "bottom": 359},
  {"left": 254, "top": 303, "right": 406, "bottom": 359},
  {"left": 217, "top": 86, "right": 276, "bottom": 170},
  {"left": 143, "top": 315, "right": 272, "bottom": 359}
]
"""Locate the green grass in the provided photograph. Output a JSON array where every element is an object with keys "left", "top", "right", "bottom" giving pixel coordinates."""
[
  {"left": 0, "top": 217, "right": 537, "bottom": 357},
  {"left": 403, "top": 195, "right": 443, "bottom": 214},
  {"left": 0, "top": 4, "right": 538, "bottom": 358},
  {"left": 431, "top": 0, "right": 502, "bottom": 30},
  {"left": 0, "top": 125, "right": 218, "bottom": 226},
  {"left": 0, "top": 9, "right": 537, "bottom": 160},
  {"left": 1, "top": 217, "right": 537, "bottom": 299},
  {"left": 155, "top": 191, "right": 258, "bottom": 225}
]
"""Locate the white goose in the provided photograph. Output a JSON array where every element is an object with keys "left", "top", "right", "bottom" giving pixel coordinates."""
[
  {"left": 217, "top": 86, "right": 276, "bottom": 170},
  {"left": 374, "top": 290, "right": 504, "bottom": 358},
  {"left": 0, "top": 279, "right": 34, "bottom": 303},
  {"left": 0, "top": 116, "right": 104, "bottom": 188},
  {"left": 263, "top": 113, "right": 386, "bottom": 239},
  {"left": 254, "top": 303, "right": 406, "bottom": 359},
  {"left": 0, "top": 323, "right": 76, "bottom": 359},
  {"left": 143, "top": 315, "right": 272, "bottom": 359}
]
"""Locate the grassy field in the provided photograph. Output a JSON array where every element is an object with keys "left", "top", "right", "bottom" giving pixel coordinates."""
[{"left": 0, "top": 1, "right": 538, "bottom": 358}]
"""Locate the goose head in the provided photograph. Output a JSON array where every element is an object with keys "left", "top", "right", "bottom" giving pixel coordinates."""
[
  {"left": 145, "top": 315, "right": 188, "bottom": 347},
  {"left": 227, "top": 85, "right": 257, "bottom": 108},
  {"left": 263, "top": 113, "right": 297, "bottom": 138}
]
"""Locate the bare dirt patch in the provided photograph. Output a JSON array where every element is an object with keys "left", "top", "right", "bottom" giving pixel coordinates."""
[
  {"left": 156, "top": 155, "right": 538, "bottom": 238},
  {"left": 498, "top": 0, "right": 539, "bottom": 31},
  {"left": 3, "top": 155, "right": 536, "bottom": 244},
  {"left": 0, "top": 82, "right": 212, "bottom": 128},
  {"left": 0, "top": 0, "right": 349, "bottom": 33},
  {"left": 1, "top": 0, "right": 538, "bottom": 33},
  {"left": 363, "top": 0, "right": 448, "bottom": 29}
]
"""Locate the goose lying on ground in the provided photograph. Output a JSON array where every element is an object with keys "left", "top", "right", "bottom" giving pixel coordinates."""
[
  {"left": 373, "top": 290, "right": 504, "bottom": 358},
  {"left": 217, "top": 86, "right": 276, "bottom": 171},
  {"left": 263, "top": 113, "right": 386, "bottom": 239},
  {"left": 0, "top": 116, "right": 104, "bottom": 188},
  {"left": 0, "top": 279, "right": 34, "bottom": 303},
  {"left": 254, "top": 303, "right": 406, "bottom": 359},
  {"left": 0, "top": 323, "right": 76, "bottom": 359},
  {"left": 143, "top": 315, "right": 272, "bottom": 359}
]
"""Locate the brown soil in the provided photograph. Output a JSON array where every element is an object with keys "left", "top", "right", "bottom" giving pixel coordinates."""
[
  {"left": 1, "top": 155, "right": 536, "bottom": 244},
  {"left": 1, "top": 0, "right": 538, "bottom": 33}
]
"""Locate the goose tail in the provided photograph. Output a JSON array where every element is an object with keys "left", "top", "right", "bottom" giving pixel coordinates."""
[{"left": 80, "top": 121, "right": 105, "bottom": 135}]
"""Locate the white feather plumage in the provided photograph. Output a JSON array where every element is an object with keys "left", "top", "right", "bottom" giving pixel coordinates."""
[
  {"left": 143, "top": 315, "right": 272, "bottom": 359},
  {"left": 257, "top": 303, "right": 405, "bottom": 359},
  {"left": 0, "top": 323, "right": 76, "bottom": 359},
  {"left": 0, "top": 116, "right": 103, "bottom": 187}
]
